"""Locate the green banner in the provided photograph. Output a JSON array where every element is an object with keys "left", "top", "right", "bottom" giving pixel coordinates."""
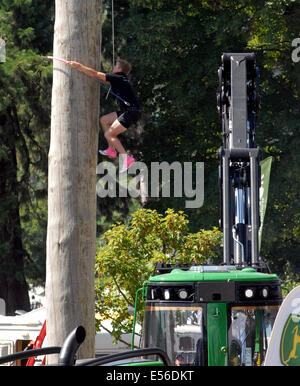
[{"left": 259, "top": 156, "right": 273, "bottom": 251}]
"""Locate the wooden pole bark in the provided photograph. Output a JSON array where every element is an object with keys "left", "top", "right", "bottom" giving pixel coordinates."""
[{"left": 46, "top": 0, "right": 101, "bottom": 363}]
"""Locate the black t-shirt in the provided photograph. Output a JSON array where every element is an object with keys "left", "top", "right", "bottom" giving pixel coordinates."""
[{"left": 105, "top": 72, "right": 141, "bottom": 111}]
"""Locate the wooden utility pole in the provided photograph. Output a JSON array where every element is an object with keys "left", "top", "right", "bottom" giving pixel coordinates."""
[{"left": 46, "top": 0, "right": 101, "bottom": 363}]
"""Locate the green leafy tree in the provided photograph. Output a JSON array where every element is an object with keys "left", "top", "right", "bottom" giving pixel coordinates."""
[
  {"left": 281, "top": 261, "right": 300, "bottom": 298},
  {"left": 95, "top": 208, "right": 222, "bottom": 344},
  {"left": 0, "top": 0, "right": 53, "bottom": 313},
  {"left": 246, "top": 0, "right": 300, "bottom": 277}
]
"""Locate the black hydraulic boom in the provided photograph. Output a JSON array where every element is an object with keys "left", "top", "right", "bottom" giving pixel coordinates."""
[{"left": 217, "top": 53, "right": 261, "bottom": 268}]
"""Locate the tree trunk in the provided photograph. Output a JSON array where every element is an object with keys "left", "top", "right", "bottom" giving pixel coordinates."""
[{"left": 46, "top": 0, "right": 101, "bottom": 363}]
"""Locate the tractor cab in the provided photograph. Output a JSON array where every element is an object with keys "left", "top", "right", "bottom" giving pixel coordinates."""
[{"left": 141, "top": 264, "right": 282, "bottom": 366}]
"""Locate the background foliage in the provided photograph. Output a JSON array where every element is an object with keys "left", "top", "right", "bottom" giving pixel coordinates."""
[
  {"left": 0, "top": 0, "right": 53, "bottom": 313},
  {"left": 103, "top": 0, "right": 300, "bottom": 276},
  {"left": 0, "top": 0, "right": 299, "bottom": 318}
]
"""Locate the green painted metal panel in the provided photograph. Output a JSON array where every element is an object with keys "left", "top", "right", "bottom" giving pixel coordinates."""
[
  {"left": 149, "top": 267, "right": 279, "bottom": 283},
  {"left": 121, "top": 361, "right": 164, "bottom": 366},
  {"left": 207, "top": 303, "right": 228, "bottom": 366}
]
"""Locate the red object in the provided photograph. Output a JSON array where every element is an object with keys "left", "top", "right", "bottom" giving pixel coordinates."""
[{"left": 26, "top": 320, "right": 46, "bottom": 366}]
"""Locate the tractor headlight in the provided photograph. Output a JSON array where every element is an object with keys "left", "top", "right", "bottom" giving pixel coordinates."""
[
  {"left": 178, "top": 289, "right": 188, "bottom": 300},
  {"left": 163, "top": 289, "right": 171, "bottom": 300},
  {"left": 245, "top": 288, "right": 254, "bottom": 298},
  {"left": 262, "top": 287, "right": 268, "bottom": 298}
]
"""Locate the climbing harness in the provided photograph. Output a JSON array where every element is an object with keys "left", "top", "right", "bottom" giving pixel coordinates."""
[{"left": 100, "top": 82, "right": 131, "bottom": 107}]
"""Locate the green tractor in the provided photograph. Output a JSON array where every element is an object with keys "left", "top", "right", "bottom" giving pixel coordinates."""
[
  {"left": 136, "top": 53, "right": 283, "bottom": 366},
  {"left": 140, "top": 264, "right": 281, "bottom": 366}
]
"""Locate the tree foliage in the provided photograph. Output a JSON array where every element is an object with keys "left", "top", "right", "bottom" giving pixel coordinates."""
[
  {"left": 95, "top": 208, "right": 222, "bottom": 343},
  {"left": 0, "top": 0, "right": 53, "bottom": 312},
  {"left": 102, "top": 0, "right": 300, "bottom": 277},
  {"left": 245, "top": 1, "right": 300, "bottom": 276},
  {"left": 0, "top": 0, "right": 299, "bottom": 315}
]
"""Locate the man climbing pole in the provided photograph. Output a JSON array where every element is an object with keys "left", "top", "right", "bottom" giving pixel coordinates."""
[{"left": 68, "top": 59, "right": 141, "bottom": 172}]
